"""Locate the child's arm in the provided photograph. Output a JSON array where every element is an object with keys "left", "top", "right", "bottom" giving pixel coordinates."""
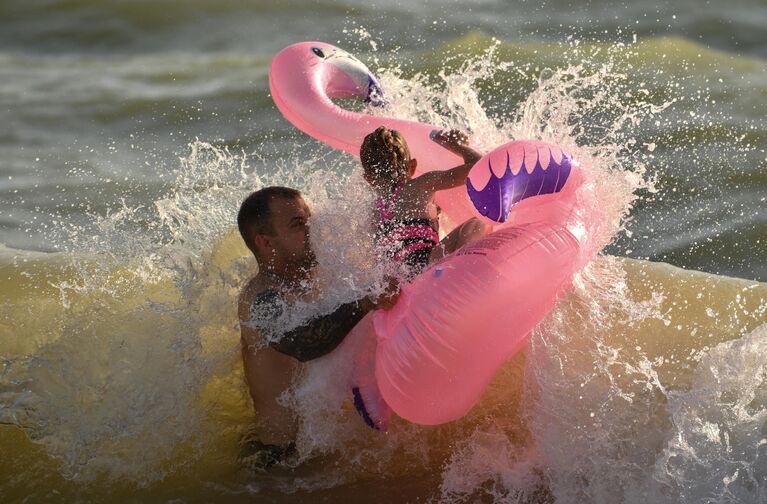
[
  {"left": 408, "top": 130, "right": 482, "bottom": 194},
  {"left": 432, "top": 130, "right": 482, "bottom": 165}
]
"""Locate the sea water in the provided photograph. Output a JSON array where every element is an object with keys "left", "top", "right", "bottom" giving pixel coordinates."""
[{"left": 1, "top": 1, "right": 766, "bottom": 502}]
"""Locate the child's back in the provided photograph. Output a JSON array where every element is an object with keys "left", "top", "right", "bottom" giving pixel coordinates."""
[{"left": 360, "top": 126, "right": 490, "bottom": 277}]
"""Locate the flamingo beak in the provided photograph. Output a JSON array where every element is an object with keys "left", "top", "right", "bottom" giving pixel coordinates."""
[
  {"left": 365, "top": 75, "right": 386, "bottom": 107},
  {"left": 324, "top": 52, "right": 387, "bottom": 107}
]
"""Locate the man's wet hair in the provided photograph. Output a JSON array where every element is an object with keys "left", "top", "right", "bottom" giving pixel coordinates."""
[{"left": 238, "top": 186, "right": 302, "bottom": 255}]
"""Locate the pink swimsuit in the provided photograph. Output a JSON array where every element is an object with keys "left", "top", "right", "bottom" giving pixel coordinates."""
[{"left": 375, "top": 184, "right": 440, "bottom": 275}]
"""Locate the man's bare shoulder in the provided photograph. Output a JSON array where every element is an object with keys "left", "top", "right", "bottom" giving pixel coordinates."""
[
  {"left": 239, "top": 274, "right": 271, "bottom": 352},
  {"left": 238, "top": 274, "right": 268, "bottom": 321}
]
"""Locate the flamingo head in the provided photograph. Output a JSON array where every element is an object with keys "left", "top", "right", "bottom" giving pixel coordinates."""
[{"left": 276, "top": 42, "right": 386, "bottom": 107}]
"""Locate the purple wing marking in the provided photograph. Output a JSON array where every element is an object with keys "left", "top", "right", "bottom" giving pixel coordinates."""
[{"left": 467, "top": 147, "right": 572, "bottom": 223}]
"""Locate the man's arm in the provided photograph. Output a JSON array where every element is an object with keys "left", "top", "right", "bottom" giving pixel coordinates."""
[
  {"left": 239, "top": 290, "right": 298, "bottom": 444},
  {"left": 270, "top": 296, "right": 375, "bottom": 362},
  {"left": 248, "top": 279, "right": 398, "bottom": 363},
  {"left": 240, "top": 338, "right": 299, "bottom": 443}
]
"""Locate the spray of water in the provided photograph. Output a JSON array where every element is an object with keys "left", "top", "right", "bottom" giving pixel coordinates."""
[{"left": 2, "top": 35, "right": 765, "bottom": 503}]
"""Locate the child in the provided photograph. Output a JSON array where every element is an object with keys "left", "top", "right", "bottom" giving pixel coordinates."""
[{"left": 360, "top": 126, "right": 490, "bottom": 277}]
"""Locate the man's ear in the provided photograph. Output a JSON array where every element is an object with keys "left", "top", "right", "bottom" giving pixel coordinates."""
[{"left": 253, "top": 233, "right": 272, "bottom": 253}]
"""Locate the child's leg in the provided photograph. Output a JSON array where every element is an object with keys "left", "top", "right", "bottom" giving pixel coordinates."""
[{"left": 431, "top": 217, "right": 490, "bottom": 260}]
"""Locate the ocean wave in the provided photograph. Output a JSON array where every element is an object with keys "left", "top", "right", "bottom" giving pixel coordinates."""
[
  {"left": 1, "top": 246, "right": 765, "bottom": 500},
  {"left": 2, "top": 0, "right": 766, "bottom": 58}
]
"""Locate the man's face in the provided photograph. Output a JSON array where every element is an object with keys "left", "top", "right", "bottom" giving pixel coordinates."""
[{"left": 265, "top": 195, "right": 316, "bottom": 272}]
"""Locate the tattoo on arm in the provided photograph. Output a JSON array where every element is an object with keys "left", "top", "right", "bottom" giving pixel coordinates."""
[{"left": 250, "top": 289, "right": 371, "bottom": 362}]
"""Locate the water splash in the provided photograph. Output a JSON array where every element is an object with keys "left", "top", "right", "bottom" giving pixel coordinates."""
[{"left": 1, "top": 33, "right": 765, "bottom": 503}]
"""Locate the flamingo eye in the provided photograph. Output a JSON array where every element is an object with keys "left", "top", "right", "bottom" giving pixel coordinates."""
[{"left": 311, "top": 47, "right": 325, "bottom": 58}]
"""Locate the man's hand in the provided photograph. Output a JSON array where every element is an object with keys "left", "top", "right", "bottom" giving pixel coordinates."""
[{"left": 372, "top": 276, "right": 401, "bottom": 311}]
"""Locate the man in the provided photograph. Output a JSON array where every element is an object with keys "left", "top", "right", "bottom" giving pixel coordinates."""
[{"left": 236, "top": 186, "right": 395, "bottom": 467}]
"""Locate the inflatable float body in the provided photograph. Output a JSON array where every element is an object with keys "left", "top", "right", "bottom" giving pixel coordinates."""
[{"left": 269, "top": 42, "right": 600, "bottom": 429}]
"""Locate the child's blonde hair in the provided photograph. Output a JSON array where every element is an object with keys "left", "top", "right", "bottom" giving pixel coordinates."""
[{"left": 360, "top": 126, "right": 411, "bottom": 189}]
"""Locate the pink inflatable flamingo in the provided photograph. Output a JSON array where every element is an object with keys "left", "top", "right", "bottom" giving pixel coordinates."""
[
  {"left": 269, "top": 42, "right": 598, "bottom": 428},
  {"left": 269, "top": 42, "right": 478, "bottom": 227}
]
